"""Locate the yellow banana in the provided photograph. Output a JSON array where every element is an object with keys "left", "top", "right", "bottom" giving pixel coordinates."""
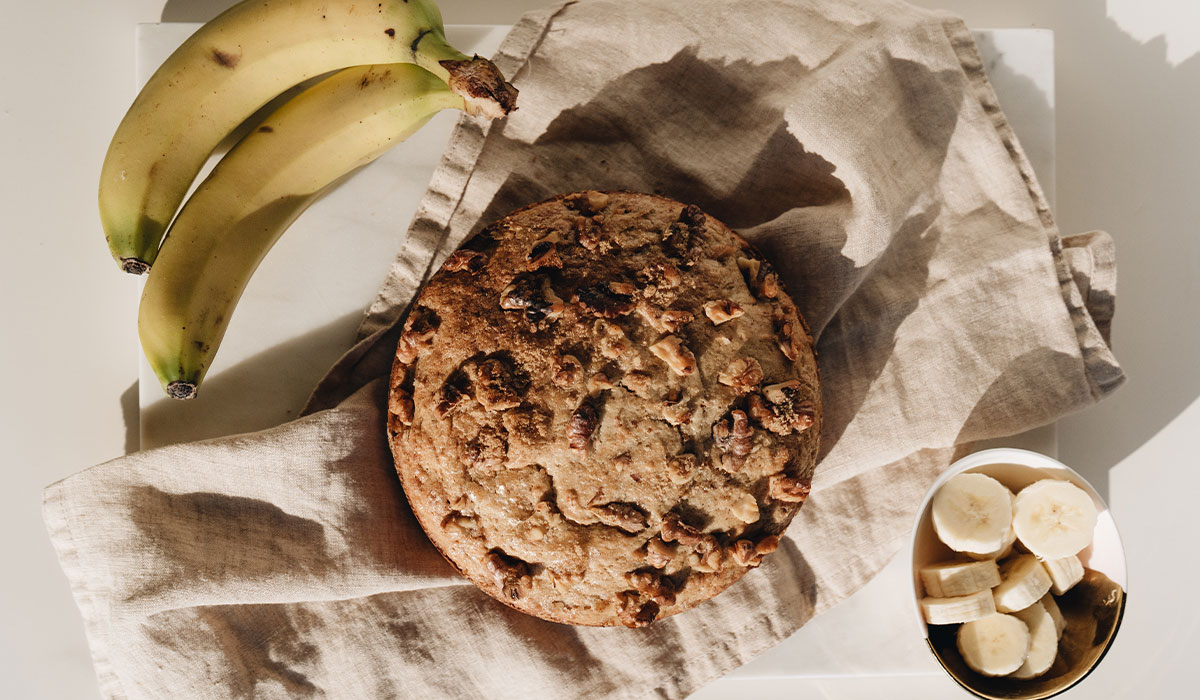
[
  {"left": 139, "top": 63, "right": 465, "bottom": 399},
  {"left": 101, "top": 0, "right": 515, "bottom": 273}
]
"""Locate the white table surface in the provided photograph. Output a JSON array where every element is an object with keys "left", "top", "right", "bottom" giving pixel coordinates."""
[{"left": 3, "top": 1, "right": 1199, "bottom": 699}]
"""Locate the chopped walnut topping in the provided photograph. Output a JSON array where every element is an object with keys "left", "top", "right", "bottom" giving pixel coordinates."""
[
  {"left": 471, "top": 357, "right": 521, "bottom": 411},
  {"left": 690, "top": 534, "right": 724, "bottom": 573},
  {"left": 660, "top": 512, "right": 705, "bottom": 546},
  {"left": 574, "top": 216, "right": 600, "bottom": 250},
  {"left": 568, "top": 398, "right": 599, "bottom": 451},
  {"left": 737, "top": 257, "right": 782, "bottom": 299},
  {"left": 729, "top": 535, "right": 781, "bottom": 567},
  {"left": 642, "top": 537, "right": 676, "bottom": 569},
  {"left": 574, "top": 283, "right": 637, "bottom": 318},
  {"left": 731, "top": 493, "right": 761, "bottom": 524},
  {"left": 565, "top": 190, "right": 611, "bottom": 215},
  {"left": 463, "top": 425, "right": 507, "bottom": 472},
  {"left": 772, "top": 308, "right": 805, "bottom": 362},
  {"left": 768, "top": 474, "right": 811, "bottom": 502},
  {"left": 587, "top": 372, "right": 615, "bottom": 393},
  {"left": 499, "top": 274, "right": 565, "bottom": 325},
  {"left": 526, "top": 237, "right": 563, "bottom": 271},
  {"left": 596, "top": 320, "right": 631, "bottom": 359},
  {"left": 748, "top": 381, "right": 816, "bottom": 435},
  {"left": 485, "top": 550, "right": 532, "bottom": 600},
  {"left": 649, "top": 335, "right": 697, "bottom": 376},
  {"left": 441, "top": 249, "right": 486, "bottom": 273},
  {"left": 440, "top": 512, "right": 479, "bottom": 537},
  {"left": 638, "top": 261, "right": 682, "bottom": 289},
  {"left": 614, "top": 591, "right": 660, "bottom": 628},
  {"left": 666, "top": 453, "right": 698, "bottom": 484},
  {"left": 389, "top": 388, "right": 414, "bottom": 427},
  {"left": 591, "top": 502, "right": 648, "bottom": 533},
  {"left": 525, "top": 525, "right": 546, "bottom": 542},
  {"left": 552, "top": 354, "right": 583, "bottom": 387},
  {"left": 626, "top": 570, "right": 676, "bottom": 605},
  {"left": 435, "top": 375, "right": 471, "bottom": 417},
  {"left": 712, "top": 410, "right": 754, "bottom": 470},
  {"left": 703, "top": 299, "right": 745, "bottom": 325},
  {"left": 396, "top": 307, "right": 439, "bottom": 363},
  {"left": 717, "top": 357, "right": 764, "bottom": 394},
  {"left": 637, "top": 302, "right": 694, "bottom": 334},
  {"left": 660, "top": 400, "right": 693, "bottom": 426},
  {"left": 620, "top": 370, "right": 653, "bottom": 396}
]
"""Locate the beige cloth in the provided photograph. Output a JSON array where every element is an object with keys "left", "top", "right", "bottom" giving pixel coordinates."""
[{"left": 45, "top": 1, "right": 1123, "bottom": 698}]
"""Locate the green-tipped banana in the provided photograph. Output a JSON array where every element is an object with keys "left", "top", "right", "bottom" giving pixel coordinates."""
[
  {"left": 101, "top": 0, "right": 516, "bottom": 274},
  {"left": 139, "top": 63, "right": 465, "bottom": 399}
]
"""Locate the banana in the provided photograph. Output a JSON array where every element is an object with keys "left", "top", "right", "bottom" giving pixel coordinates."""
[
  {"left": 920, "top": 589, "right": 996, "bottom": 625},
  {"left": 1012, "top": 479, "right": 1098, "bottom": 559},
  {"left": 100, "top": 0, "right": 516, "bottom": 273},
  {"left": 931, "top": 473, "right": 1015, "bottom": 556},
  {"left": 139, "top": 63, "right": 465, "bottom": 398},
  {"left": 992, "top": 554, "right": 1052, "bottom": 613},
  {"left": 967, "top": 525, "right": 1015, "bottom": 561},
  {"left": 919, "top": 559, "right": 1001, "bottom": 598},
  {"left": 1010, "top": 601, "right": 1058, "bottom": 678},
  {"left": 1040, "top": 592, "right": 1066, "bottom": 638},
  {"left": 1041, "top": 554, "right": 1085, "bottom": 595},
  {"left": 956, "top": 613, "right": 1030, "bottom": 677}
]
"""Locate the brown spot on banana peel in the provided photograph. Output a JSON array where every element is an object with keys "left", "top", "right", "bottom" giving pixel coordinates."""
[
  {"left": 438, "top": 56, "right": 519, "bottom": 118},
  {"left": 211, "top": 48, "right": 240, "bottom": 68},
  {"left": 257, "top": 125, "right": 273, "bottom": 133},
  {"left": 385, "top": 28, "right": 395, "bottom": 37}
]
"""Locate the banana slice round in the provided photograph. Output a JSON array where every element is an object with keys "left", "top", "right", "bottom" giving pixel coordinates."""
[
  {"left": 957, "top": 613, "right": 1030, "bottom": 677},
  {"left": 1012, "top": 479, "right": 1097, "bottom": 559},
  {"left": 993, "top": 554, "right": 1053, "bottom": 613},
  {"left": 921, "top": 589, "right": 997, "bottom": 625},
  {"left": 1010, "top": 602, "right": 1059, "bottom": 678},
  {"left": 1039, "top": 592, "right": 1067, "bottom": 639},
  {"left": 920, "top": 559, "right": 1001, "bottom": 598},
  {"left": 932, "top": 473, "right": 1015, "bottom": 556},
  {"left": 1042, "top": 554, "right": 1085, "bottom": 595}
]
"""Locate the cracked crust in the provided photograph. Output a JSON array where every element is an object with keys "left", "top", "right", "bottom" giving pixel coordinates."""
[{"left": 387, "top": 191, "right": 821, "bottom": 626}]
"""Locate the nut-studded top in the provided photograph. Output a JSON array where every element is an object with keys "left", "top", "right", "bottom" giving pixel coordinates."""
[{"left": 387, "top": 191, "right": 821, "bottom": 627}]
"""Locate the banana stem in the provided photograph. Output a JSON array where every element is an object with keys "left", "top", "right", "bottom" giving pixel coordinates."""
[{"left": 413, "top": 31, "right": 518, "bottom": 118}]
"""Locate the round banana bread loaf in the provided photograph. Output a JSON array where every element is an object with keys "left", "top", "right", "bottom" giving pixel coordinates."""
[{"left": 386, "top": 191, "right": 820, "bottom": 627}]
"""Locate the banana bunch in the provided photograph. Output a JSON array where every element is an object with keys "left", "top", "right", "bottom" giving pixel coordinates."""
[
  {"left": 917, "top": 474, "right": 1098, "bottom": 679},
  {"left": 100, "top": 0, "right": 517, "bottom": 399}
]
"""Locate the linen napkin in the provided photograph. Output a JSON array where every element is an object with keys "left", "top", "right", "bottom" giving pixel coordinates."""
[{"left": 45, "top": 1, "right": 1123, "bottom": 698}]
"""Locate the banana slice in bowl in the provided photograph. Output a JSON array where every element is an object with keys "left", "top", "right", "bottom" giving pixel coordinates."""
[{"left": 908, "top": 448, "right": 1126, "bottom": 699}]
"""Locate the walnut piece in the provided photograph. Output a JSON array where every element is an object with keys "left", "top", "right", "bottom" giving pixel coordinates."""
[
  {"left": 587, "top": 372, "right": 615, "bottom": 393},
  {"left": 472, "top": 357, "right": 521, "bottom": 411},
  {"left": 568, "top": 398, "right": 599, "bottom": 451},
  {"left": 717, "top": 357, "right": 763, "bottom": 394},
  {"left": 638, "top": 261, "right": 682, "bottom": 289},
  {"left": 441, "top": 249, "right": 486, "bottom": 273},
  {"left": 500, "top": 274, "right": 565, "bottom": 325},
  {"left": 768, "top": 474, "right": 811, "bottom": 503},
  {"left": 574, "top": 283, "right": 637, "bottom": 318},
  {"left": 773, "top": 309, "right": 804, "bottom": 362},
  {"left": 389, "top": 388, "right": 414, "bottom": 427},
  {"left": 626, "top": 570, "right": 676, "bottom": 606},
  {"left": 596, "top": 320, "right": 631, "bottom": 359},
  {"left": 440, "top": 512, "right": 479, "bottom": 538},
  {"left": 703, "top": 299, "right": 745, "bottom": 325},
  {"left": 666, "top": 453, "right": 698, "bottom": 484},
  {"left": 591, "top": 502, "right": 648, "bottom": 533},
  {"left": 565, "top": 190, "right": 611, "bottom": 215},
  {"left": 552, "top": 354, "right": 583, "bottom": 387},
  {"left": 463, "top": 425, "right": 507, "bottom": 472},
  {"left": 614, "top": 591, "right": 660, "bottom": 628},
  {"left": 649, "top": 335, "right": 697, "bottom": 376},
  {"left": 737, "top": 257, "right": 782, "bottom": 299},
  {"left": 730, "top": 492, "right": 761, "bottom": 524},
  {"left": 637, "top": 303, "right": 694, "bottom": 334},
  {"left": 712, "top": 410, "right": 754, "bottom": 470},
  {"left": 748, "top": 381, "right": 816, "bottom": 435},
  {"left": 485, "top": 550, "right": 532, "bottom": 600},
  {"left": 660, "top": 512, "right": 704, "bottom": 546},
  {"left": 396, "top": 306, "right": 439, "bottom": 363},
  {"left": 642, "top": 537, "right": 677, "bottom": 568},
  {"left": 729, "top": 534, "right": 781, "bottom": 567},
  {"left": 690, "top": 534, "right": 724, "bottom": 573},
  {"left": 435, "top": 375, "right": 471, "bottom": 418},
  {"left": 660, "top": 397, "right": 693, "bottom": 426}
]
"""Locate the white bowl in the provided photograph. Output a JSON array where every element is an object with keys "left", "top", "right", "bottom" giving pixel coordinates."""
[{"left": 908, "top": 448, "right": 1127, "bottom": 699}]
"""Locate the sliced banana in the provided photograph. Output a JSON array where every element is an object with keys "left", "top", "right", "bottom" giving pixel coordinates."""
[
  {"left": 932, "top": 473, "right": 1015, "bottom": 556},
  {"left": 1042, "top": 554, "right": 1085, "bottom": 595},
  {"left": 921, "top": 589, "right": 997, "bottom": 625},
  {"left": 1012, "top": 479, "right": 1098, "bottom": 559},
  {"left": 957, "top": 613, "right": 1030, "bottom": 676},
  {"left": 1010, "top": 602, "right": 1058, "bottom": 678},
  {"left": 993, "top": 554, "right": 1053, "bottom": 613},
  {"left": 920, "top": 559, "right": 1001, "bottom": 598},
  {"left": 967, "top": 525, "right": 1016, "bottom": 561},
  {"left": 1040, "top": 592, "right": 1066, "bottom": 638}
]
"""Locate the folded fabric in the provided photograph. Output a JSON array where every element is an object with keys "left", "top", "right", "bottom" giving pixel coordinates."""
[{"left": 45, "top": 1, "right": 1122, "bottom": 698}]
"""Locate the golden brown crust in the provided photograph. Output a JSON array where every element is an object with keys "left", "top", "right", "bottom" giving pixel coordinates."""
[{"left": 387, "top": 191, "right": 821, "bottom": 626}]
